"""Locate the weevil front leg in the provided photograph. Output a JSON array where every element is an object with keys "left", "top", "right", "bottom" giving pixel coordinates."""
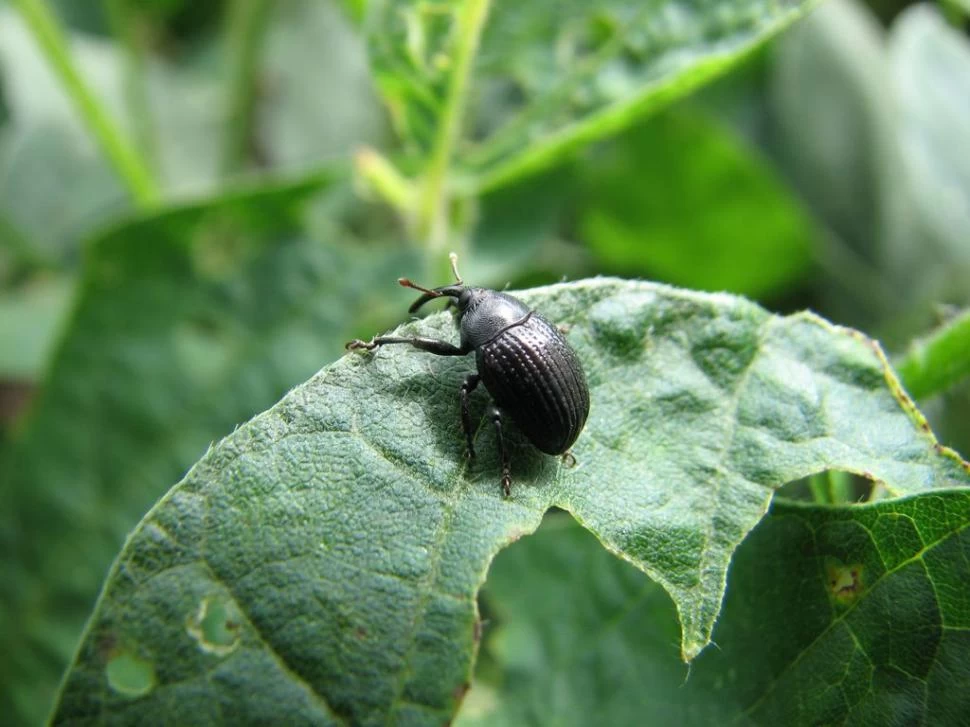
[
  {"left": 346, "top": 335, "right": 471, "bottom": 357},
  {"left": 460, "top": 373, "right": 481, "bottom": 459},
  {"left": 487, "top": 404, "right": 512, "bottom": 497}
]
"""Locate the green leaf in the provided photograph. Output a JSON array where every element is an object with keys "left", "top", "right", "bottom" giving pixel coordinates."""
[
  {"left": 459, "top": 489, "right": 970, "bottom": 725},
  {"left": 578, "top": 107, "right": 814, "bottom": 298},
  {"left": 0, "top": 171, "right": 419, "bottom": 725},
  {"left": 360, "top": 0, "right": 822, "bottom": 191},
  {"left": 51, "top": 279, "right": 969, "bottom": 724}
]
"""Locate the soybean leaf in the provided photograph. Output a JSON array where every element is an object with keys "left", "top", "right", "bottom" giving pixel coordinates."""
[
  {"left": 51, "top": 278, "right": 969, "bottom": 724},
  {"left": 458, "top": 489, "right": 970, "bottom": 725},
  {"left": 578, "top": 107, "right": 814, "bottom": 298},
  {"left": 357, "top": 0, "right": 822, "bottom": 191},
  {"left": 0, "top": 171, "right": 417, "bottom": 726}
]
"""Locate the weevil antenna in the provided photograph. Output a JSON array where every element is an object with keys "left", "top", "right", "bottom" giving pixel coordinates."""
[
  {"left": 449, "top": 252, "right": 463, "bottom": 285},
  {"left": 398, "top": 278, "right": 440, "bottom": 297}
]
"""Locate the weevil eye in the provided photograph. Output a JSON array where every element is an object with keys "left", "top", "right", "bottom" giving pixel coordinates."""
[{"left": 458, "top": 289, "right": 473, "bottom": 310}]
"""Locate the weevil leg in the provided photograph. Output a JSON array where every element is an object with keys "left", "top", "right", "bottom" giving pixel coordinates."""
[
  {"left": 460, "top": 373, "right": 481, "bottom": 459},
  {"left": 487, "top": 404, "right": 512, "bottom": 497},
  {"left": 561, "top": 451, "right": 577, "bottom": 468},
  {"left": 346, "top": 335, "right": 470, "bottom": 356}
]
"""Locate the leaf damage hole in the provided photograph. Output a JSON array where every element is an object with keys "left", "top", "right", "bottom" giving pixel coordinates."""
[
  {"left": 105, "top": 649, "right": 156, "bottom": 699},
  {"left": 186, "top": 595, "right": 243, "bottom": 656},
  {"left": 776, "top": 469, "right": 875, "bottom": 504},
  {"left": 825, "top": 559, "right": 864, "bottom": 605}
]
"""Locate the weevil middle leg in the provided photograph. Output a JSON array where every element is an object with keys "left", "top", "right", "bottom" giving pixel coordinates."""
[{"left": 460, "top": 373, "right": 481, "bottom": 459}]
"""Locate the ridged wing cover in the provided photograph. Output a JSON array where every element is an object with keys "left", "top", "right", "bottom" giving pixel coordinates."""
[{"left": 477, "top": 314, "right": 589, "bottom": 454}]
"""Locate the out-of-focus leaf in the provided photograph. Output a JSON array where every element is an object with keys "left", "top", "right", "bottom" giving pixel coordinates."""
[
  {"left": 258, "top": 0, "right": 386, "bottom": 170},
  {"left": 0, "top": 72, "right": 9, "bottom": 124},
  {"left": 0, "top": 170, "right": 418, "bottom": 725},
  {"left": 578, "top": 108, "right": 814, "bottom": 298},
  {"left": 0, "top": 275, "right": 74, "bottom": 380},
  {"left": 770, "top": 0, "right": 890, "bottom": 259},
  {"left": 49, "top": 0, "right": 109, "bottom": 35},
  {"left": 881, "top": 5, "right": 970, "bottom": 308},
  {"left": 0, "top": 8, "right": 130, "bottom": 255},
  {"left": 49, "top": 278, "right": 969, "bottom": 724},
  {"left": 360, "top": 0, "right": 822, "bottom": 190},
  {"left": 459, "top": 490, "right": 970, "bottom": 725},
  {"left": 0, "top": 123, "right": 128, "bottom": 259},
  {"left": 943, "top": 0, "right": 970, "bottom": 21},
  {"left": 468, "top": 165, "right": 579, "bottom": 285},
  {"left": 455, "top": 513, "right": 686, "bottom": 726},
  {"left": 144, "top": 55, "right": 224, "bottom": 192}
]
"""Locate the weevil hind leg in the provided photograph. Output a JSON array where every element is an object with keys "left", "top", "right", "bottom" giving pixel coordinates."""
[{"left": 487, "top": 404, "right": 512, "bottom": 497}]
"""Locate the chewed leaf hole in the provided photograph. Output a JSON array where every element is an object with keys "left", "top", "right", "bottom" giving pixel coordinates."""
[
  {"left": 186, "top": 595, "right": 242, "bottom": 656},
  {"left": 825, "top": 558, "right": 865, "bottom": 605},
  {"left": 776, "top": 469, "right": 875, "bottom": 504},
  {"left": 105, "top": 650, "right": 156, "bottom": 698}
]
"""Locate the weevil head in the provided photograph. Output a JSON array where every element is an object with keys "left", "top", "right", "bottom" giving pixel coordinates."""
[
  {"left": 399, "top": 255, "right": 531, "bottom": 347},
  {"left": 405, "top": 284, "right": 498, "bottom": 325},
  {"left": 405, "top": 283, "right": 467, "bottom": 314}
]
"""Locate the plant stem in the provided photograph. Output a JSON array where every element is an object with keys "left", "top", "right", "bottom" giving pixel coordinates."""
[
  {"left": 354, "top": 147, "right": 415, "bottom": 214},
  {"left": 415, "top": 0, "right": 490, "bottom": 253},
  {"left": 103, "top": 0, "right": 158, "bottom": 174},
  {"left": 897, "top": 308, "right": 970, "bottom": 400},
  {"left": 807, "top": 473, "right": 831, "bottom": 504},
  {"left": 222, "top": 0, "right": 273, "bottom": 175},
  {"left": 826, "top": 470, "right": 855, "bottom": 504},
  {"left": 12, "top": 0, "right": 160, "bottom": 208}
]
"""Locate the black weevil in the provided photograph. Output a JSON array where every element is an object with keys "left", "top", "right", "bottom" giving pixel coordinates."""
[{"left": 346, "top": 255, "right": 590, "bottom": 496}]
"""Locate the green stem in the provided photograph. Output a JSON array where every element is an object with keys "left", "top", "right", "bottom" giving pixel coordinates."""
[
  {"left": 12, "top": 0, "right": 160, "bottom": 208},
  {"left": 222, "top": 0, "right": 273, "bottom": 175},
  {"left": 807, "top": 473, "right": 831, "bottom": 504},
  {"left": 103, "top": 0, "right": 158, "bottom": 174},
  {"left": 354, "top": 147, "right": 415, "bottom": 214},
  {"left": 826, "top": 470, "right": 855, "bottom": 504},
  {"left": 896, "top": 308, "right": 970, "bottom": 400},
  {"left": 415, "top": 0, "right": 490, "bottom": 252}
]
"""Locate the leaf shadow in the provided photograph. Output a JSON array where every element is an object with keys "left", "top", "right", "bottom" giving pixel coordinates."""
[{"left": 379, "top": 360, "right": 551, "bottom": 494}]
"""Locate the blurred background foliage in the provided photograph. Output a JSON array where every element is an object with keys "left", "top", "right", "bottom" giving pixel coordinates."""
[{"left": 0, "top": 0, "right": 968, "bottom": 723}]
